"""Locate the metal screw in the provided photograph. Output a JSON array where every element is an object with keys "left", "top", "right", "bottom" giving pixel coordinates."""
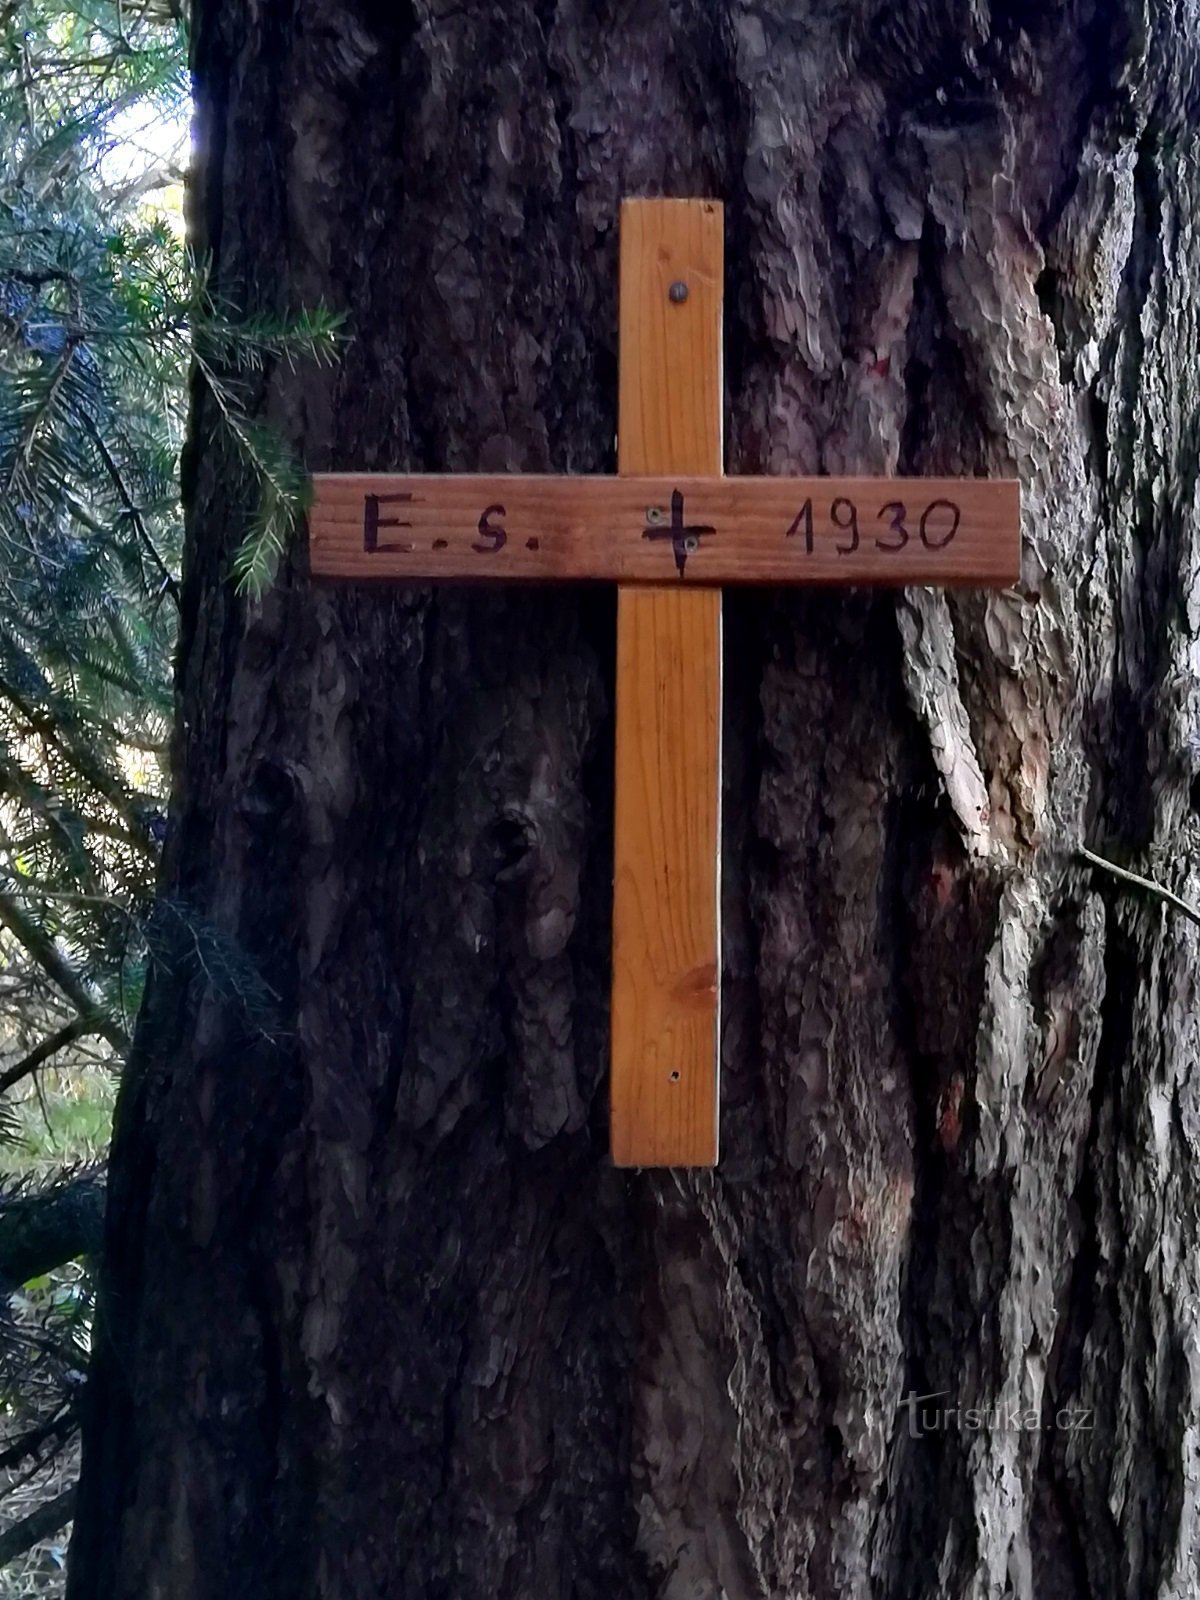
[
  {"left": 683, "top": 535, "right": 698, "bottom": 553},
  {"left": 668, "top": 280, "right": 689, "bottom": 304},
  {"left": 646, "top": 506, "right": 664, "bottom": 524}
]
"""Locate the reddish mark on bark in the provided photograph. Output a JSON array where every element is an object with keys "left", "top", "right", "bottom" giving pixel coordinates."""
[
  {"left": 930, "top": 860, "right": 957, "bottom": 909},
  {"left": 936, "top": 1072, "right": 966, "bottom": 1154},
  {"left": 870, "top": 356, "right": 891, "bottom": 378}
]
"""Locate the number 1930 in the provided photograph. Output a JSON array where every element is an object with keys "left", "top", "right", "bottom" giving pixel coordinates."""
[{"left": 785, "top": 497, "right": 961, "bottom": 555}]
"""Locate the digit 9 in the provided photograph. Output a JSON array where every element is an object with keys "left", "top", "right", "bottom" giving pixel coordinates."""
[{"left": 831, "top": 496, "right": 860, "bottom": 555}]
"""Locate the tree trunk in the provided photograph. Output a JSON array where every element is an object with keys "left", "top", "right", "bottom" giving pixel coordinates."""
[{"left": 67, "top": 5, "right": 1200, "bottom": 1598}]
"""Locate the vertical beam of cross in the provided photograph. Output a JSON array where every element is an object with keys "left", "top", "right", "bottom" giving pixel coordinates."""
[{"left": 610, "top": 199, "right": 723, "bottom": 1168}]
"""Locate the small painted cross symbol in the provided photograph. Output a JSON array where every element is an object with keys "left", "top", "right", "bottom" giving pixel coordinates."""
[{"left": 643, "top": 488, "right": 717, "bottom": 576}]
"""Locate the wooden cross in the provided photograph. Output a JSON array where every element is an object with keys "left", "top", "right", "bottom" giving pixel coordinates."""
[{"left": 310, "top": 199, "right": 1020, "bottom": 1169}]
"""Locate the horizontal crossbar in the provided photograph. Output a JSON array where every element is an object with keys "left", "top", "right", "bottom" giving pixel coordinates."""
[{"left": 309, "top": 474, "right": 1020, "bottom": 587}]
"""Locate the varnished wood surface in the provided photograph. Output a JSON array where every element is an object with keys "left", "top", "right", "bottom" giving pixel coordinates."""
[
  {"left": 309, "top": 473, "right": 1021, "bottom": 588},
  {"left": 610, "top": 198, "right": 724, "bottom": 1168}
]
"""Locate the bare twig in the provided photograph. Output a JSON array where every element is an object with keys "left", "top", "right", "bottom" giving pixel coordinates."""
[{"left": 1079, "top": 846, "right": 1200, "bottom": 931}]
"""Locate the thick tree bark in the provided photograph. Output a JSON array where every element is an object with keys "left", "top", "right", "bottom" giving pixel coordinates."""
[{"left": 68, "top": 4, "right": 1200, "bottom": 1598}]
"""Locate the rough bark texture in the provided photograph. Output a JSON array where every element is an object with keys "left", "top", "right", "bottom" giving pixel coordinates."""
[{"left": 67, "top": 4, "right": 1200, "bottom": 1598}]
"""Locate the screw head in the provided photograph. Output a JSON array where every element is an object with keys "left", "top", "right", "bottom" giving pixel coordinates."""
[
  {"left": 668, "top": 280, "right": 689, "bottom": 304},
  {"left": 646, "top": 506, "right": 664, "bottom": 524},
  {"left": 683, "top": 535, "right": 698, "bottom": 552}
]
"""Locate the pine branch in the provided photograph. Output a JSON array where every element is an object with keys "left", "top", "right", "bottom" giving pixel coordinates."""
[
  {"left": 80, "top": 410, "right": 179, "bottom": 603},
  {"left": 0, "top": 1172, "right": 105, "bottom": 1289},
  {"left": 5, "top": 335, "right": 79, "bottom": 498},
  {"left": 0, "top": 889, "right": 127, "bottom": 1052},
  {"left": 85, "top": 714, "right": 168, "bottom": 754},
  {"left": 0, "top": 1410, "right": 76, "bottom": 1475},
  {"left": 7, "top": 812, "right": 158, "bottom": 866},
  {"left": 0, "top": 676, "right": 158, "bottom": 860},
  {"left": 0, "top": 1484, "right": 75, "bottom": 1567},
  {"left": 0, "top": 1014, "right": 107, "bottom": 1096}
]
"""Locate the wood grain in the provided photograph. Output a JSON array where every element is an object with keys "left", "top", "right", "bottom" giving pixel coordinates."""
[
  {"left": 309, "top": 473, "right": 1021, "bottom": 587},
  {"left": 610, "top": 198, "right": 723, "bottom": 1168}
]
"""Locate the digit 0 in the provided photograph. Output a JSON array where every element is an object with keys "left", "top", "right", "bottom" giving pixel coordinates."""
[{"left": 920, "top": 499, "right": 960, "bottom": 550}]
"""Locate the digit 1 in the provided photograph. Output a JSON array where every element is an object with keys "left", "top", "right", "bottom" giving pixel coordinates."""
[
  {"left": 786, "top": 499, "right": 814, "bottom": 553},
  {"left": 831, "top": 496, "right": 859, "bottom": 555}
]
